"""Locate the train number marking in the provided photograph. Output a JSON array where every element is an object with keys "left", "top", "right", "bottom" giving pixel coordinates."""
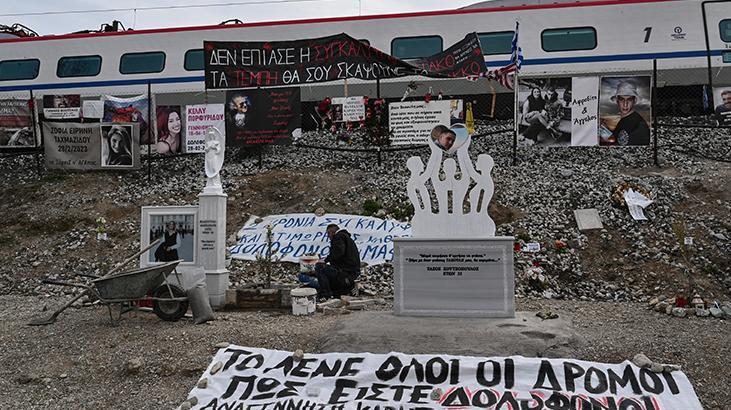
[{"left": 643, "top": 27, "right": 652, "bottom": 43}]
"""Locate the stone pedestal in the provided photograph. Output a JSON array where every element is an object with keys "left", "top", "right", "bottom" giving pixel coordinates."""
[
  {"left": 393, "top": 237, "right": 515, "bottom": 317},
  {"left": 198, "top": 189, "right": 228, "bottom": 308}
]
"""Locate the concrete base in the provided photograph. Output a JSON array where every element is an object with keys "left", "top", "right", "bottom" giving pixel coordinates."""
[
  {"left": 318, "top": 311, "right": 584, "bottom": 358},
  {"left": 205, "top": 269, "right": 229, "bottom": 308}
]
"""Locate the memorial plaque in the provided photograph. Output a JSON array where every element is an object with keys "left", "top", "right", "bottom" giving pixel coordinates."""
[
  {"left": 393, "top": 238, "right": 514, "bottom": 317},
  {"left": 574, "top": 208, "right": 603, "bottom": 231}
]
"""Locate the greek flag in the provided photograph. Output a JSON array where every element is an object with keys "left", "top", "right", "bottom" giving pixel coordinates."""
[{"left": 510, "top": 21, "right": 523, "bottom": 72}]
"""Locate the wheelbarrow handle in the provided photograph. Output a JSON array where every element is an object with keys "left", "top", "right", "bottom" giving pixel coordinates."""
[
  {"left": 41, "top": 279, "right": 90, "bottom": 289},
  {"left": 103, "top": 238, "right": 164, "bottom": 279}
]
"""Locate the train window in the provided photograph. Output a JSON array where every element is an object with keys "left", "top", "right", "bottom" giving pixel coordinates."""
[
  {"left": 541, "top": 27, "right": 597, "bottom": 52},
  {"left": 0, "top": 59, "right": 40, "bottom": 81},
  {"left": 184, "top": 49, "right": 204, "bottom": 71},
  {"left": 120, "top": 51, "right": 166, "bottom": 74},
  {"left": 721, "top": 19, "right": 731, "bottom": 42},
  {"left": 724, "top": 51, "right": 731, "bottom": 64},
  {"left": 478, "top": 31, "right": 514, "bottom": 55},
  {"left": 57, "top": 55, "right": 102, "bottom": 78},
  {"left": 391, "top": 36, "right": 442, "bottom": 59}
]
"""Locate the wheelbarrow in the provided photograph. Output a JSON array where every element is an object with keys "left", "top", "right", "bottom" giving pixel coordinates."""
[{"left": 29, "top": 239, "right": 190, "bottom": 325}]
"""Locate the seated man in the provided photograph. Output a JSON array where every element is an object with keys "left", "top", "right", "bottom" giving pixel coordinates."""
[{"left": 299, "top": 224, "right": 361, "bottom": 299}]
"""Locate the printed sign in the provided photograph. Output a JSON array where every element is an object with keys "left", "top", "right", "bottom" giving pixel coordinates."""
[
  {"left": 389, "top": 100, "right": 463, "bottom": 145},
  {"left": 571, "top": 77, "right": 600, "bottom": 146},
  {"left": 42, "top": 94, "right": 81, "bottom": 119},
  {"left": 712, "top": 86, "right": 731, "bottom": 126},
  {"left": 43, "top": 122, "right": 101, "bottom": 169},
  {"left": 0, "top": 99, "right": 34, "bottom": 149},
  {"left": 331, "top": 96, "right": 365, "bottom": 122},
  {"left": 103, "top": 94, "right": 151, "bottom": 144},
  {"left": 230, "top": 213, "right": 411, "bottom": 265},
  {"left": 82, "top": 100, "right": 104, "bottom": 119},
  {"left": 43, "top": 122, "right": 140, "bottom": 170},
  {"left": 186, "top": 104, "right": 225, "bottom": 153},
  {"left": 185, "top": 346, "right": 703, "bottom": 409},
  {"left": 225, "top": 87, "right": 300, "bottom": 146},
  {"left": 204, "top": 33, "right": 484, "bottom": 89},
  {"left": 599, "top": 76, "right": 652, "bottom": 146}
]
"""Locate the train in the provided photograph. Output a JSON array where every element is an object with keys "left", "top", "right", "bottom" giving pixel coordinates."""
[{"left": 0, "top": 0, "right": 729, "bottom": 116}]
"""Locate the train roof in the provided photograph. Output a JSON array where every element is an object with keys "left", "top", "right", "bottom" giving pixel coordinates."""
[
  {"left": 462, "top": 0, "right": 679, "bottom": 8},
  {"left": 0, "top": 0, "right": 674, "bottom": 45}
]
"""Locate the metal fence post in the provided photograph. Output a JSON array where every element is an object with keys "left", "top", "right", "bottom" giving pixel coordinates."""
[
  {"left": 147, "top": 81, "right": 152, "bottom": 181},
  {"left": 652, "top": 59, "right": 659, "bottom": 167}
]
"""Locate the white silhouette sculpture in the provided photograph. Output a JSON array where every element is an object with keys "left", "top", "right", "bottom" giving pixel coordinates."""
[
  {"left": 406, "top": 132, "right": 496, "bottom": 238},
  {"left": 204, "top": 127, "right": 225, "bottom": 193}
]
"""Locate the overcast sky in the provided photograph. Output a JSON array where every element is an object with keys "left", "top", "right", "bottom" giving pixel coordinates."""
[{"left": 2, "top": 0, "right": 483, "bottom": 36}]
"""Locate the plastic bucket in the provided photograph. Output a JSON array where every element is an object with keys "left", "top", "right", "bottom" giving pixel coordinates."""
[
  {"left": 290, "top": 287, "right": 317, "bottom": 316},
  {"left": 299, "top": 255, "right": 319, "bottom": 275}
]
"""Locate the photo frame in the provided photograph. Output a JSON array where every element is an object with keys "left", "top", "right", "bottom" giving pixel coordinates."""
[{"left": 140, "top": 205, "right": 198, "bottom": 268}]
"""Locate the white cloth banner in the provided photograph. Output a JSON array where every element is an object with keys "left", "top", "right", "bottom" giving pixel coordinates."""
[
  {"left": 186, "top": 104, "right": 225, "bottom": 153},
  {"left": 571, "top": 76, "right": 600, "bottom": 146},
  {"left": 183, "top": 346, "right": 703, "bottom": 409},
  {"left": 389, "top": 100, "right": 452, "bottom": 145},
  {"left": 230, "top": 213, "right": 411, "bottom": 265}
]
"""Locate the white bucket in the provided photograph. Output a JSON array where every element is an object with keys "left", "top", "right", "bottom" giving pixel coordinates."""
[{"left": 290, "top": 287, "right": 317, "bottom": 316}]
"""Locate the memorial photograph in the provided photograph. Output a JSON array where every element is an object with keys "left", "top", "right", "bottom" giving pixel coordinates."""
[
  {"left": 100, "top": 124, "right": 134, "bottom": 168},
  {"left": 140, "top": 206, "right": 198, "bottom": 266},
  {"left": 516, "top": 77, "right": 572, "bottom": 147},
  {"left": 598, "top": 75, "right": 651, "bottom": 146}
]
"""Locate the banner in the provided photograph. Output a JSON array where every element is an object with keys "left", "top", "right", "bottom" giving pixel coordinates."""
[
  {"left": 186, "top": 104, "right": 225, "bottom": 153},
  {"left": 230, "top": 213, "right": 411, "bottom": 265},
  {"left": 411, "top": 32, "right": 485, "bottom": 79},
  {"left": 0, "top": 99, "right": 34, "bottom": 148},
  {"left": 103, "top": 94, "right": 151, "bottom": 144},
  {"left": 570, "top": 77, "right": 600, "bottom": 146},
  {"left": 43, "top": 122, "right": 140, "bottom": 170},
  {"left": 331, "top": 96, "right": 365, "bottom": 122},
  {"left": 42, "top": 94, "right": 81, "bottom": 119},
  {"left": 44, "top": 122, "right": 100, "bottom": 169},
  {"left": 598, "top": 76, "right": 651, "bottom": 146},
  {"left": 156, "top": 105, "right": 184, "bottom": 155},
  {"left": 389, "top": 100, "right": 464, "bottom": 145},
  {"left": 713, "top": 86, "right": 731, "bottom": 126},
  {"left": 204, "top": 33, "right": 484, "bottom": 89},
  {"left": 225, "top": 87, "right": 300, "bottom": 146},
  {"left": 184, "top": 346, "right": 703, "bottom": 409}
]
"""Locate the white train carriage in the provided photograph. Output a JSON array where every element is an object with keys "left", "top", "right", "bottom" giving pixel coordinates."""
[{"left": 0, "top": 0, "right": 729, "bottom": 104}]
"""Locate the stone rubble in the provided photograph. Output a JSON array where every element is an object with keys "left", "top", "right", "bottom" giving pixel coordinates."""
[{"left": 0, "top": 119, "right": 728, "bottom": 309}]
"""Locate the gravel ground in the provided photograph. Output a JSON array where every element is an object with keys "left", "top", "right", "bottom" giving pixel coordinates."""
[
  {"left": 0, "top": 120, "right": 729, "bottom": 409},
  {"left": 0, "top": 295, "right": 727, "bottom": 409}
]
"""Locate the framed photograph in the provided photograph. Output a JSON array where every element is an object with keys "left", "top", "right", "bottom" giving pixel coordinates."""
[
  {"left": 140, "top": 206, "right": 198, "bottom": 268},
  {"left": 100, "top": 123, "right": 134, "bottom": 168}
]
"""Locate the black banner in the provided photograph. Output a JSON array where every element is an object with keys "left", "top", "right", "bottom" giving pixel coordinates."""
[
  {"left": 225, "top": 87, "right": 300, "bottom": 146},
  {"left": 204, "top": 33, "right": 484, "bottom": 89},
  {"left": 412, "top": 33, "right": 484, "bottom": 79}
]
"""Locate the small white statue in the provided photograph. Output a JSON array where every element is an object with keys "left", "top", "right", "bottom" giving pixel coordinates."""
[
  {"left": 204, "top": 127, "right": 225, "bottom": 191},
  {"left": 406, "top": 124, "right": 496, "bottom": 238}
]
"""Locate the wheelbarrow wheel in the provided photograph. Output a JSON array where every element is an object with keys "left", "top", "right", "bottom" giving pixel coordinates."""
[{"left": 152, "top": 284, "right": 188, "bottom": 322}]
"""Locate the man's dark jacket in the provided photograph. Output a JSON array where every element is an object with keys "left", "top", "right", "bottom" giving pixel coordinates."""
[{"left": 324, "top": 230, "right": 361, "bottom": 276}]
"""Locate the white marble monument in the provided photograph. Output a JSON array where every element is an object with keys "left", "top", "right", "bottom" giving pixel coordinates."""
[
  {"left": 198, "top": 127, "right": 229, "bottom": 307},
  {"left": 394, "top": 125, "right": 515, "bottom": 317}
]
